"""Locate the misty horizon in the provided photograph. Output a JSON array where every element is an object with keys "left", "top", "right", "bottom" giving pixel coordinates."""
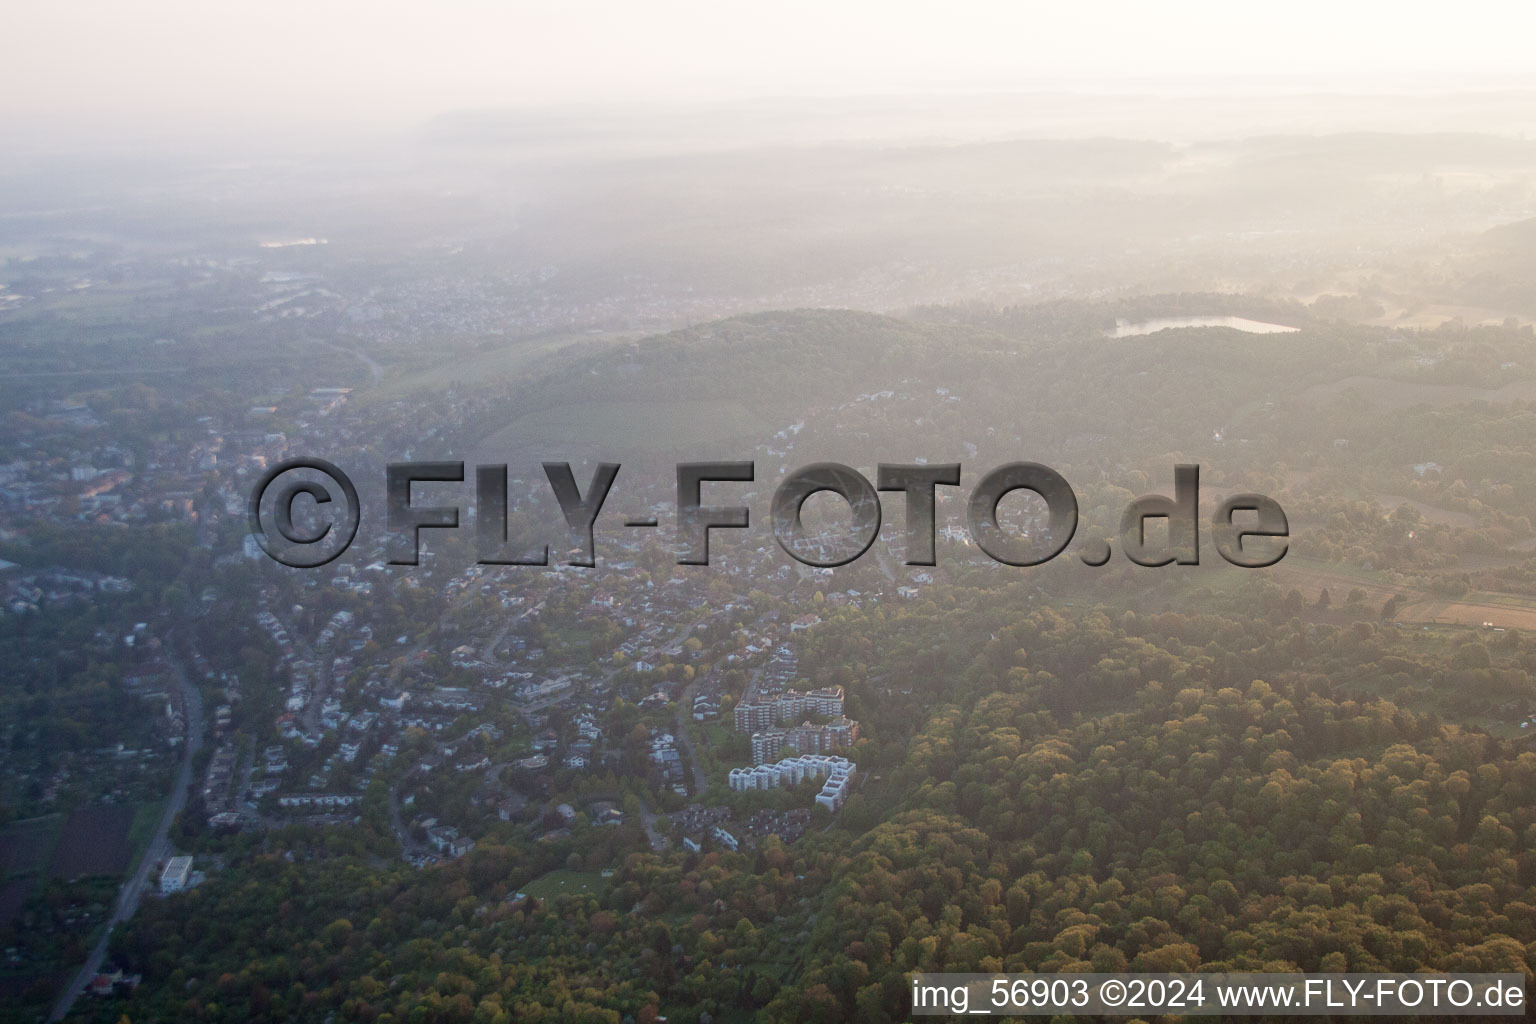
[{"left": 10, "top": 0, "right": 1536, "bottom": 153}]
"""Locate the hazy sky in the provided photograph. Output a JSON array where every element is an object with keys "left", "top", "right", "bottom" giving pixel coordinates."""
[{"left": 7, "top": 1, "right": 1536, "bottom": 130}]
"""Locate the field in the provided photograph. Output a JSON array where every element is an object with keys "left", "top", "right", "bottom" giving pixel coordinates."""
[
  {"left": 1275, "top": 557, "right": 1536, "bottom": 629},
  {"left": 0, "top": 879, "right": 32, "bottom": 926},
  {"left": 1373, "top": 494, "right": 1474, "bottom": 529},
  {"left": 0, "top": 818, "right": 58, "bottom": 937},
  {"left": 0, "top": 804, "right": 141, "bottom": 895},
  {"left": 0, "top": 817, "right": 58, "bottom": 877},
  {"left": 1401, "top": 595, "right": 1536, "bottom": 631},
  {"left": 519, "top": 869, "right": 607, "bottom": 901},
  {"left": 49, "top": 804, "right": 136, "bottom": 879}
]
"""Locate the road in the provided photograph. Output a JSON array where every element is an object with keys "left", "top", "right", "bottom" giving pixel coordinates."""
[
  {"left": 674, "top": 681, "right": 710, "bottom": 796},
  {"left": 51, "top": 654, "right": 204, "bottom": 1021},
  {"left": 635, "top": 798, "right": 667, "bottom": 851},
  {"left": 387, "top": 778, "right": 430, "bottom": 860},
  {"left": 269, "top": 606, "right": 332, "bottom": 735}
]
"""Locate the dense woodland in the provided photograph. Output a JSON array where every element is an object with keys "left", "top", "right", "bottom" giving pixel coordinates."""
[{"left": 67, "top": 578, "right": 1536, "bottom": 1024}]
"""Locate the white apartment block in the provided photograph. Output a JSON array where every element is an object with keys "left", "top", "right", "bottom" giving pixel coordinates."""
[
  {"left": 734, "top": 686, "right": 845, "bottom": 732},
  {"left": 728, "top": 754, "right": 856, "bottom": 812}
]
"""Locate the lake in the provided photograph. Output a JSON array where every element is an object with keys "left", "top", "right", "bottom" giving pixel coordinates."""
[{"left": 1107, "top": 316, "right": 1300, "bottom": 338}]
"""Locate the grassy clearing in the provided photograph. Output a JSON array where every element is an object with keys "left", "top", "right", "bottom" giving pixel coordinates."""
[
  {"left": 479, "top": 398, "right": 771, "bottom": 454},
  {"left": 519, "top": 869, "right": 607, "bottom": 901},
  {"left": 360, "top": 332, "right": 632, "bottom": 404},
  {"left": 123, "top": 799, "right": 165, "bottom": 874}
]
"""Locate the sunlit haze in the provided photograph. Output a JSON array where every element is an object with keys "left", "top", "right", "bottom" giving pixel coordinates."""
[
  {"left": 6, "top": 0, "right": 1536, "bottom": 143},
  {"left": 11, "top": 5, "right": 1536, "bottom": 1022}
]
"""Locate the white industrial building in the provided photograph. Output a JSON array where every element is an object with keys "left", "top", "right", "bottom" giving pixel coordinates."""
[{"left": 159, "top": 855, "right": 193, "bottom": 893}]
